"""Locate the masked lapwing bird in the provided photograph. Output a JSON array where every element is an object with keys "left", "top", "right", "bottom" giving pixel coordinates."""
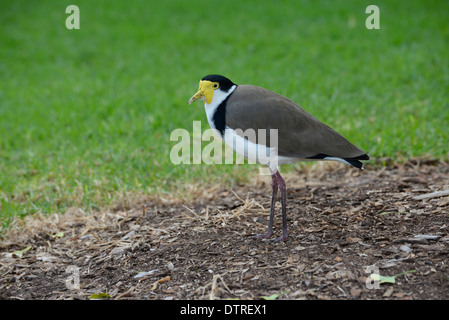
[{"left": 188, "top": 74, "right": 369, "bottom": 242}]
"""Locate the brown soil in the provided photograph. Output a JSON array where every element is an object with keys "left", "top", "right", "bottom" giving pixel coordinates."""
[{"left": 1, "top": 160, "right": 448, "bottom": 300}]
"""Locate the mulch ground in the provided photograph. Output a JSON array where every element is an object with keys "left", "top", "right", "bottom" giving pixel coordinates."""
[{"left": 1, "top": 160, "right": 448, "bottom": 300}]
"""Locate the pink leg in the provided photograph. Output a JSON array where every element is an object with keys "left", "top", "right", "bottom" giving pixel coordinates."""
[{"left": 255, "top": 171, "right": 289, "bottom": 242}]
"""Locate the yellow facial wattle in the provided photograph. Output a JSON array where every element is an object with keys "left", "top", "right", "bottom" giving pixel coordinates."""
[{"left": 188, "top": 80, "right": 219, "bottom": 105}]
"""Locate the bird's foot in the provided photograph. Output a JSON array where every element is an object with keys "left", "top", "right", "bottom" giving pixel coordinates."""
[
  {"left": 254, "top": 231, "right": 273, "bottom": 239},
  {"left": 272, "top": 233, "right": 289, "bottom": 243}
]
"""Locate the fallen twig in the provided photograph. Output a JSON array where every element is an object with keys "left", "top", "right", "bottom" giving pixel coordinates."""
[{"left": 413, "top": 189, "right": 449, "bottom": 200}]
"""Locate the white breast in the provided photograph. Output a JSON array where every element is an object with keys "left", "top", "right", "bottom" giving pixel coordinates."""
[
  {"left": 223, "top": 126, "right": 296, "bottom": 173},
  {"left": 205, "top": 84, "right": 296, "bottom": 173}
]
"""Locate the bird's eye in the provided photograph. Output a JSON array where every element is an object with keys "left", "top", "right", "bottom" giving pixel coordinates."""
[{"left": 213, "top": 83, "right": 219, "bottom": 89}]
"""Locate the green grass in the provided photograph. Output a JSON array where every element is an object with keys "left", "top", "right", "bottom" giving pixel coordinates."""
[{"left": 1, "top": 0, "right": 448, "bottom": 232}]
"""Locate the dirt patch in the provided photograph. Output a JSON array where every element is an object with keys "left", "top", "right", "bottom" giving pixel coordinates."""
[{"left": 1, "top": 161, "right": 448, "bottom": 300}]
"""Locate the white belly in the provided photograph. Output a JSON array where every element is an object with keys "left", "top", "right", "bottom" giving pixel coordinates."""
[{"left": 222, "top": 126, "right": 296, "bottom": 173}]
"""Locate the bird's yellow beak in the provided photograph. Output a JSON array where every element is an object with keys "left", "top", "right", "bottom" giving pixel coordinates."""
[{"left": 188, "top": 80, "right": 217, "bottom": 105}]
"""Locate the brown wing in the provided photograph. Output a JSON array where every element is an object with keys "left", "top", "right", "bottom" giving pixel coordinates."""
[{"left": 225, "top": 85, "right": 366, "bottom": 159}]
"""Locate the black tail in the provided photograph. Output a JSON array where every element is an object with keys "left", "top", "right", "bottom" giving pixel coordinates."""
[
  {"left": 307, "top": 153, "right": 369, "bottom": 170},
  {"left": 344, "top": 154, "right": 369, "bottom": 169}
]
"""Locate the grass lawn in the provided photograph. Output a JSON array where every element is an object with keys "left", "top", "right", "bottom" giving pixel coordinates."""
[{"left": 1, "top": 0, "right": 448, "bottom": 233}]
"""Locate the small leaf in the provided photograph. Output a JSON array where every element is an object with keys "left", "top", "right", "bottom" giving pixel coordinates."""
[
  {"left": 260, "top": 290, "right": 289, "bottom": 300},
  {"left": 89, "top": 292, "right": 111, "bottom": 300},
  {"left": 53, "top": 232, "right": 64, "bottom": 238},
  {"left": 370, "top": 270, "right": 416, "bottom": 284},
  {"left": 370, "top": 274, "right": 396, "bottom": 284},
  {"left": 12, "top": 246, "right": 32, "bottom": 258}
]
